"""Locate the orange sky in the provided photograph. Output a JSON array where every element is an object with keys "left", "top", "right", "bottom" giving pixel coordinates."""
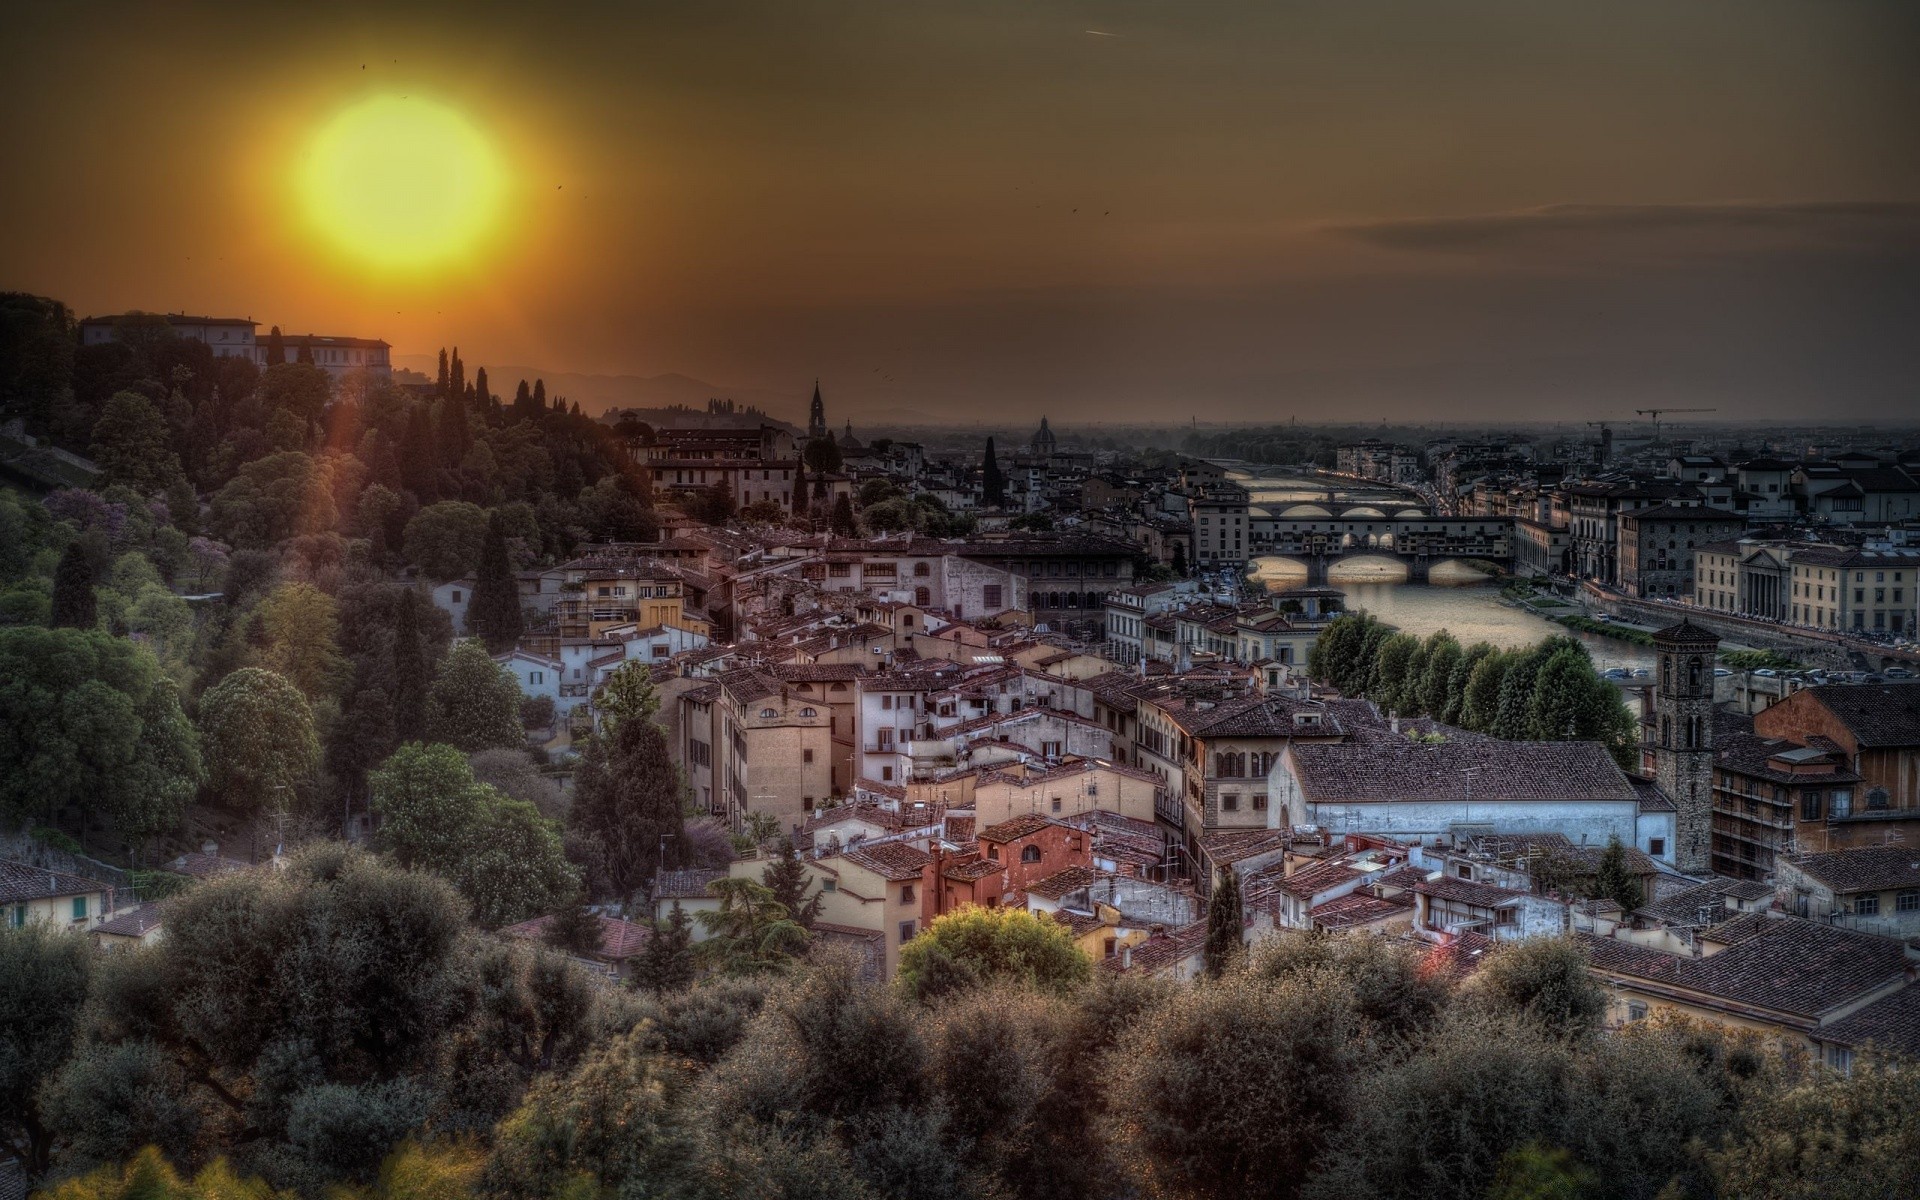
[{"left": 3, "top": 1, "right": 1916, "bottom": 423}]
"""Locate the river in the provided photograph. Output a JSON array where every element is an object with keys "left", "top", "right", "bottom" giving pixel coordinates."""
[{"left": 1233, "top": 469, "right": 1658, "bottom": 674}]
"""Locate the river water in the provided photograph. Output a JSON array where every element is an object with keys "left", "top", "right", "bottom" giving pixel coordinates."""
[{"left": 1233, "top": 469, "right": 1658, "bottom": 674}]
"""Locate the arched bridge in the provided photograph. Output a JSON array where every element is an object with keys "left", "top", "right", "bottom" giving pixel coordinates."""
[{"left": 1250, "top": 508, "right": 1514, "bottom": 583}]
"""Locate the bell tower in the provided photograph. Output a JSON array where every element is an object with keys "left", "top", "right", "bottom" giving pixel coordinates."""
[
  {"left": 1651, "top": 619, "right": 1718, "bottom": 874},
  {"left": 807, "top": 380, "right": 827, "bottom": 440}
]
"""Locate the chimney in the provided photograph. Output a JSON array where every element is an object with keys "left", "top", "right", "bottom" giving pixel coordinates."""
[
  {"left": 1119, "top": 942, "right": 1133, "bottom": 969},
  {"left": 202, "top": 839, "right": 219, "bottom": 857},
  {"left": 1389, "top": 714, "right": 1401, "bottom": 735}
]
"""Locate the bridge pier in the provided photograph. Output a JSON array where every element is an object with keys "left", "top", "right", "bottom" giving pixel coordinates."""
[
  {"left": 1305, "top": 557, "right": 1329, "bottom": 586},
  {"left": 1403, "top": 557, "right": 1430, "bottom": 585}
]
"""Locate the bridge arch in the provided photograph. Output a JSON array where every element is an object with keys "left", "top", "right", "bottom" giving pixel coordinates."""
[
  {"left": 1394, "top": 507, "right": 1427, "bottom": 518},
  {"left": 1279, "top": 502, "right": 1332, "bottom": 518},
  {"left": 1327, "top": 555, "right": 1410, "bottom": 584},
  {"left": 1342, "top": 504, "right": 1387, "bottom": 518}
]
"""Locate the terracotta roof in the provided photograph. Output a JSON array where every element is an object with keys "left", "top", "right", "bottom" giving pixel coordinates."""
[
  {"left": 1274, "top": 858, "right": 1372, "bottom": 900},
  {"left": 1286, "top": 739, "right": 1636, "bottom": 804},
  {"left": 1786, "top": 845, "right": 1920, "bottom": 895},
  {"left": 1053, "top": 909, "right": 1109, "bottom": 939},
  {"left": 1414, "top": 875, "right": 1528, "bottom": 908},
  {"left": 1798, "top": 685, "right": 1920, "bottom": 749},
  {"left": 1101, "top": 919, "right": 1207, "bottom": 974},
  {"left": 92, "top": 902, "right": 164, "bottom": 938},
  {"left": 1025, "top": 865, "right": 1102, "bottom": 901},
  {"left": 499, "top": 913, "right": 653, "bottom": 961},
  {"left": 653, "top": 868, "right": 727, "bottom": 900},
  {"left": 840, "top": 842, "right": 932, "bottom": 881},
  {"left": 1311, "top": 891, "right": 1413, "bottom": 929},
  {"left": 943, "top": 858, "right": 1005, "bottom": 883},
  {"left": 0, "top": 861, "right": 110, "bottom": 905},
  {"left": 1416, "top": 931, "right": 1496, "bottom": 982},
  {"left": 1816, "top": 984, "right": 1920, "bottom": 1059},
  {"left": 1577, "top": 918, "right": 1911, "bottom": 1022},
  {"left": 979, "top": 814, "right": 1058, "bottom": 842}
]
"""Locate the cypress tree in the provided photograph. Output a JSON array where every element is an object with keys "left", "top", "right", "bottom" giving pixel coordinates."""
[
  {"left": 50, "top": 543, "right": 96, "bottom": 629},
  {"left": 472, "top": 366, "right": 489, "bottom": 412},
  {"left": 830, "top": 494, "right": 858, "bottom": 537},
  {"left": 391, "top": 589, "right": 429, "bottom": 743},
  {"left": 512, "top": 380, "right": 533, "bottom": 423},
  {"left": 569, "top": 717, "right": 687, "bottom": 901},
  {"left": 532, "top": 379, "right": 546, "bottom": 414},
  {"left": 400, "top": 404, "right": 439, "bottom": 501},
  {"left": 296, "top": 340, "right": 314, "bottom": 365},
  {"left": 437, "top": 348, "right": 450, "bottom": 396},
  {"left": 544, "top": 890, "right": 603, "bottom": 956},
  {"left": 981, "top": 436, "right": 1006, "bottom": 506},
  {"left": 449, "top": 346, "right": 465, "bottom": 399},
  {"left": 761, "top": 836, "right": 823, "bottom": 929},
  {"left": 266, "top": 326, "right": 285, "bottom": 366},
  {"left": 792, "top": 454, "right": 809, "bottom": 514},
  {"left": 1595, "top": 835, "right": 1642, "bottom": 912},
  {"left": 1204, "top": 867, "right": 1244, "bottom": 977},
  {"left": 633, "top": 901, "right": 696, "bottom": 993},
  {"left": 470, "top": 513, "right": 523, "bottom": 653},
  {"left": 435, "top": 394, "right": 469, "bottom": 469}
]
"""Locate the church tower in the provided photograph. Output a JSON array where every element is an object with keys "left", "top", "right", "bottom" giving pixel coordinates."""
[
  {"left": 807, "top": 380, "right": 827, "bottom": 440},
  {"left": 1651, "top": 619, "right": 1718, "bottom": 874}
]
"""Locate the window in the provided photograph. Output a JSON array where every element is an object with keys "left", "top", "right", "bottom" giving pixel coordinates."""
[
  {"left": 881, "top": 765, "right": 894, "bottom": 781},
  {"left": 1896, "top": 889, "right": 1919, "bottom": 913},
  {"left": 899, "top": 920, "right": 917, "bottom": 943},
  {"left": 900, "top": 884, "right": 915, "bottom": 904},
  {"left": 800, "top": 707, "right": 817, "bottom": 717},
  {"left": 1831, "top": 789, "right": 1853, "bottom": 818},
  {"left": 803, "top": 796, "right": 815, "bottom": 810},
  {"left": 913, "top": 562, "right": 930, "bottom": 577},
  {"left": 451, "top": 589, "right": 463, "bottom": 603},
  {"left": 802, "top": 749, "right": 814, "bottom": 763},
  {"left": 1855, "top": 894, "right": 1880, "bottom": 917},
  {"left": 1867, "top": 787, "right": 1890, "bottom": 810},
  {"left": 1221, "top": 793, "right": 1239, "bottom": 812},
  {"left": 1495, "top": 908, "right": 1515, "bottom": 926},
  {"left": 983, "top": 584, "right": 1003, "bottom": 609},
  {"left": 821, "top": 878, "right": 836, "bottom": 893},
  {"left": 1827, "top": 1044, "right": 1853, "bottom": 1074},
  {"left": 1253, "top": 794, "right": 1269, "bottom": 812},
  {"left": 1648, "top": 838, "right": 1665, "bottom": 857},
  {"left": 1021, "top": 845, "right": 1043, "bottom": 863},
  {"left": 759, "top": 708, "right": 777, "bottom": 719},
  {"left": 72, "top": 895, "right": 88, "bottom": 921},
  {"left": 530, "top": 670, "right": 543, "bottom": 685},
  {"left": 1802, "top": 791, "right": 1824, "bottom": 821},
  {"left": 9, "top": 904, "right": 24, "bottom": 928},
  {"left": 1050, "top": 796, "right": 1062, "bottom": 813},
  {"left": 1627, "top": 1002, "right": 1649, "bottom": 1023}
]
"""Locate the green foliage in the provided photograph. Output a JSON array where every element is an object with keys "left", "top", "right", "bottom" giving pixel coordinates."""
[
  {"left": 1593, "top": 835, "right": 1643, "bottom": 913},
  {"left": 761, "top": 836, "right": 824, "bottom": 930},
  {"left": 1468, "top": 937, "right": 1608, "bottom": 1038},
  {"left": 1486, "top": 1143, "right": 1594, "bottom": 1200},
  {"left": 593, "top": 660, "right": 660, "bottom": 735},
  {"left": 1719, "top": 648, "right": 1803, "bottom": 672},
  {"left": 255, "top": 582, "right": 348, "bottom": 701},
  {"left": 467, "top": 514, "right": 522, "bottom": 653},
  {"left": 198, "top": 667, "right": 318, "bottom": 813},
  {"left": 0, "top": 626, "right": 202, "bottom": 838},
  {"left": 92, "top": 391, "right": 183, "bottom": 495},
  {"left": 896, "top": 906, "right": 1092, "bottom": 1005},
  {"left": 695, "top": 877, "right": 810, "bottom": 974},
  {"left": 402, "top": 501, "right": 489, "bottom": 581},
  {"left": 567, "top": 716, "right": 686, "bottom": 901},
  {"left": 370, "top": 742, "right": 576, "bottom": 927},
  {"left": 425, "top": 639, "right": 525, "bottom": 753},
  {"left": 51, "top": 541, "right": 97, "bottom": 629},
  {"left": 1707, "top": 1056, "right": 1920, "bottom": 1200},
  {"left": 631, "top": 901, "right": 698, "bottom": 995},
  {"left": 0, "top": 923, "right": 93, "bottom": 1174},
  {"left": 208, "top": 452, "right": 338, "bottom": 550},
  {"left": 1204, "top": 868, "right": 1244, "bottom": 978}
]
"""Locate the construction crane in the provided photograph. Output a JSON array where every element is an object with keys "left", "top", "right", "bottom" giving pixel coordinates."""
[{"left": 1635, "top": 407, "right": 1717, "bottom": 441}]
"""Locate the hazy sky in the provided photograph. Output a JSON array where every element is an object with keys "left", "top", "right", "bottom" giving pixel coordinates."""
[{"left": 3, "top": 1, "right": 1916, "bottom": 424}]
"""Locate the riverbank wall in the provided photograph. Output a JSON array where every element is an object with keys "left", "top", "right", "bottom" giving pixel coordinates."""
[{"left": 1578, "top": 585, "right": 1856, "bottom": 670}]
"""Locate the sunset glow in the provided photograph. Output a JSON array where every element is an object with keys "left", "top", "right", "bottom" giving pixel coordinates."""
[{"left": 298, "top": 95, "right": 503, "bottom": 271}]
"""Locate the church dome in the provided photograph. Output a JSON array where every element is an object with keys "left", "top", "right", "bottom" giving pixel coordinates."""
[{"left": 1030, "top": 416, "right": 1057, "bottom": 454}]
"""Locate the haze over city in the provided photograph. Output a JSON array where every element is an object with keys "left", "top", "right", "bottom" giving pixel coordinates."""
[{"left": 3, "top": 0, "right": 1917, "bottom": 424}]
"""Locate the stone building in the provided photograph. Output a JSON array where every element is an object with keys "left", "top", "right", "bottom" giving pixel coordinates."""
[{"left": 1650, "top": 620, "right": 1719, "bottom": 874}]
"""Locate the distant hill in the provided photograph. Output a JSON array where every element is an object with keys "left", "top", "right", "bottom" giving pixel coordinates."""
[{"left": 390, "top": 357, "right": 799, "bottom": 422}]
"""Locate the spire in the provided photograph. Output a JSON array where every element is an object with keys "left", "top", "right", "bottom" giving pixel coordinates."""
[{"left": 807, "top": 379, "right": 827, "bottom": 439}]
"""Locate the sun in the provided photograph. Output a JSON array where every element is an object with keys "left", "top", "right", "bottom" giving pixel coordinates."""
[{"left": 299, "top": 95, "right": 504, "bottom": 270}]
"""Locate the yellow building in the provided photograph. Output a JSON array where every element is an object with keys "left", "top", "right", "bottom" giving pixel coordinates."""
[
  {"left": 2, "top": 861, "right": 113, "bottom": 932},
  {"left": 671, "top": 667, "right": 836, "bottom": 832},
  {"left": 804, "top": 841, "right": 931, "bottom": 979},
  {"left": 554, "top": 555, "right": 702, "bottom": 640}
]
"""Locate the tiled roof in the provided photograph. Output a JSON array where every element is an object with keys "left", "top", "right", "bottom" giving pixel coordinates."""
[
  {"left": 1286, "top": 739, "right": 1635, "bottom": 804},
  {"left": 164, "top": 852, "right": 251, "bottom": 879},
  {"left": 943, "top": 858, "right": 1004, "bottom": 883},
  {"left": 499, "top": 913, "right": 653, "bottom": 961},
  {"left": 979, "top": 814, "right": 1059, "bottom": 842},
  {"left": 1816, "top": 984, "right": 1920, "bottom": 1059},
  {"left": 1800, "top": 685, "right": 1920, "bottom": 749},
  {"left": 653, "top": 868, "right": 726, "bottom": 900},
  {"left": 1025, "top": 865, "right": 1101, "bottom": 901},
  {"left": 1414, "top": 931, "right": 1496, "bottom": 982},
  {"left": 840, "top": 842, "right": 932, "bottom": 881},
  {"left": 1786, "top": 845, "right": 1920, "bottom": 895},
  {"left": 1274, "top": 858, "right": 1370, "bottom": 899},
  {"left": 1577, "top": 918, "right": 1911, "bottom": 1022},
  {"left": 92, "top": 902, "right": 164, "bottom": 938},
  {"left": 1101, "top": 919, "right": 1207, "bottom": 974},
  {"left": 1053, "top": 909, "right": 1109, "bottom": 939},
  {"left": 1199, "top": 828, "right": 1294, "bottom": 866},
  {"left": 1311, "top": 891, "right": 1413, "bottom": 929},
  {"left": 0, "top": 861, "right": 109, "bottom": 905},
  {"left": 1414, "top": 875, "right": 1527, "bottom": 908}
]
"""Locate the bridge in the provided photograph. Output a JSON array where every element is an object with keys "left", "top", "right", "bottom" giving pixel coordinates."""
[{"left": 1249, "top": 507, "right": 1514, "bottom": 583}]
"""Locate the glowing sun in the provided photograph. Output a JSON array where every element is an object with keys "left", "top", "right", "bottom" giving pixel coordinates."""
[{"left": 300, "top": 95, "right": 504, "bottom": 269}]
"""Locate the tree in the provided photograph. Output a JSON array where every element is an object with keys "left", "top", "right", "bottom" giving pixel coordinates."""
[
  {"left": 50, "top": 541, "right": 97, "bottom": 629},
  {"left": 1417, "top": 631, "right": 1462, "bottom": 720},
  {"left": 1369, "top": 632, "right": 1420, "bottom": 714},
  {"left": 1593, "top": 835, "right": 1643, "bottom": 912},
  {"left": 1460, "top": 648, "right": 1511, "bottom": 732},
  {"left": 696, "top": 877, "right": 810, "bottom": 974},
  {"left": 594, "top": 659, "right": 660, "bottom": 734},
  {"left": 1468, "top": 937, "right": 1608, "bottom": 1037},
  {"left": 0, "top": 923, "right": 93, "bottom": 1176},
  {"left": 1525, "top": 646, "right": 1638, "bottom": 767},
  {"left": 896, "top": 906, "right": 1092, "bottom": 1004},
  {"left": 425, "top": 638, "right": 524, "bottom": 752},
  {"left": 543, "top": 891, "right": 601, "bottom": 956},
  {"left": 92, "top": 390, "right": 182, "bottom": 494},
  {"left": 1486, "top": 1144, "right": 1595, "bottom": 1200},
  {"left": 803, "top": 436, "right": 843, "bottom": 474},
  {"left": 569, "top": 716, "right": 687, "bottom": 901},
  {"left": 0, "top": 627, "right": 202, "bottom": 840},
  {"left": 401, "top": 500, "right": 488, "bottom": 581},
  {"left": 1170, "top": 541, "right": 1188, "bottom": 577},
  {"left": 255, "top": 581, "right": 347, "bottom": 701},
  {"left": 391, "top": 589, "right": 429, "bottom": 743},
  {"left": 1106, "top": 970, "right": 1360, "bottom": 1200},
  {"left": 1204, "top": 868, "right": 1244, "bottom": 978},
  {"left": 762, "top": 836, "right": 824, "bottom": 930},
  {"left": 632, "top": 901, "right": 697, "bottom": 993},
  {"left": 981, "top": 436, "right": 1006, "bottom": 506},
  {"left": 198, "top": 667, "right": 319, "bottom": 813},
  {"left": 468, "top": 513, "right": 522, "bottom": 653},
  {"left": 830, "top": 493, "right": 858, "bottom": 536},
  {"left": 265, "top": 325, "right": 285, "bottom": 365},
  {"left": 1707, "top": 1057, "right": 1920, "bottom": 1200},
  {"left": 791, "top": 454, "right": 809, "bottom": 516},
  {"left": 371, "top": 742, "right": 576, "bottom": 927}
]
